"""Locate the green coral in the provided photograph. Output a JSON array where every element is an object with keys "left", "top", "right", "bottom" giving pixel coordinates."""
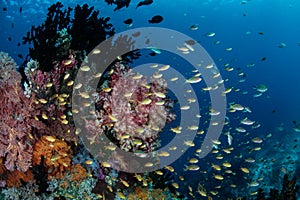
[
  {"left": 47, "top": 177, "right": 100, "bottom": 200},
  {"left": 1, "top": 182, "right": 45, "bottom": 200}
]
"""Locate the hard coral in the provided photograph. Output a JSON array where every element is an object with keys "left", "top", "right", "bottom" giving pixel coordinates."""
[
  {"left": 32, "top": 135, "right": 72, "bottom": 180},
  {"left": 0, "top": 52, "right": 46, "bottom": 172}
]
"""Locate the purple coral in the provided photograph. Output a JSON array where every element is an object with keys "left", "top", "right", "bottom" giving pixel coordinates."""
[{"left": 0, "top": 52, "right": 47, "bottom": 172}]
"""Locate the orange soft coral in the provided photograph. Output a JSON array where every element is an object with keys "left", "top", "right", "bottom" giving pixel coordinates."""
[
  {"left": 5, "top": 170, "right": 34, "bottom": 188},
  {"left": 32, "top": 135, "right": 72, "bottom": 180},
  {"left": 0, "top": 158, "right": 34, "bottom": 188},
  {"left": 60, "top": 164, "right": 88, "bottom": 188},
  {"left": 69, "top": 164, "right": 87, "bottom": 182}
]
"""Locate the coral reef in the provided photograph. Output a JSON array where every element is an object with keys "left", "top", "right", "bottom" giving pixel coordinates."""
[
  {"left": 47, "top": 176, "right": 99, "bottom": 200},
  {"left": 127, "top": 186, "right": 178, "bottom": 200},
  {"left": 68, "top": 164, "right": 87, "bottom": 182},
  {"left": 24, "top": 54, "right": 79, "bottom": 142},
  {"left": 0, "top": 52, "right": 47, "bottom": 172},
  {"left": 22, "top": 2, "right": 72, "bottom": 72},
  {"left": 70, "top": 4, "right": 114, "bottom": 53},
  {"left": 0, "top": 158, "right": 34, "bottom": 188},
  {"left": 1, "top": 182, "right": 42, "bottom": 200},
  {"left": 0, "top": 0, "right": 177, "bottom": 197},
  {"left": 32, "top": 135, "right": 72, "bottom": 180},
  {"left": 22, "top": 2, "right": 114, "bottom": 72},
  {"left": 5, "top": 170, "right": 34, "bottom": 188},
  {"left": 91, "top": 62, "right": 176, "bottom": 154},
  {"left": 254, "top": 174, "right": 298, "bottom": 200},
  {"left": 238, "top": 174, "right": 298, "bottom": 200},
  {"left": 0, "top": 51, "right": 18, "bottom": 70}
]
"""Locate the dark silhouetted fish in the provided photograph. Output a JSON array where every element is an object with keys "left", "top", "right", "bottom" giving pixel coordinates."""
[
  {"left": 20, "top": 6, "right": 22, "bottom": 13},
  {"left": 136, "top": 0, "right": 153, "bottom": 8},
  {"left": 185, "top": 40, "right": 196, "bottom": 45},
  {"left": 105, "top": 0, "right": 131, "bottom": 11},
  {"left": 114, "top": 0, "right": 131, "bottom": 11},
  {"left": 148, "top": 15, "right": 163, "bottom": 24},
  {"left": 3, "top": 7, "right": 7, "bottom": 11},
  {"left": 123, "top": 18, "right": 133, "bottom": 25},
  {"left": 18, "top": 54, "right": 23, "bottom": 59},
  {"left": 149, "top": 52, "right": 156, "bottom": 56}
]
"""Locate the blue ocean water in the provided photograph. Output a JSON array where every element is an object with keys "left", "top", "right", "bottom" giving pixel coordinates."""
[{"left": 0, "top": 0, "right": 300, "bottom": 199}]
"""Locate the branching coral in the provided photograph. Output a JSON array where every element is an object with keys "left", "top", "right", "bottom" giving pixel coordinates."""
[
  {"left": 32, "top": 135, "right": 72, "bottom": 180},
  {"left": 59, "top": 164, "right": 87, "bottom": 188},
  {"left": 0, "top": 51, "right": 18, "bottom": 71},
  {"left": 69, "top": 164, "right": 87, "bottom": 182},
  {"left": 1, "top": 182, "right": 43, "bottom": 200},
  {"left": 0, "top": 52, "right": 47, "bottom": 172},
  {"left": 0, "top": 158, "right": 34, "bottom": 188},
  {"left": 5, "top": 170, "right": 35, "bottom": 188},
  {"left": 24, "top": 55, "right": 79, "bottom": 142},
  {"left": 70, "top": 4, "right": 115, "bottom": 53},
  {"left": 47, "top": 176, "right": 99, "bottom": 200},
  {"left": 22, "top": 2, "right": 72, "bottom": 72},
  {"left": 92, "top": 62, "right": 176, "bottom": 153},
  {"left": 22, "top": 3, "right": 116, "bottom": 142},
  {"left": 22, "top": 2, "right": 115, "bottom": 72}
]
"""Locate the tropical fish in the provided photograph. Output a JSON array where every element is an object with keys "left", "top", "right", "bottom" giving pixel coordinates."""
[
  {"left": 186, "top": 77, "right": 202, "bottom": 84},
  {"left": 254, "top": 84, "right": 268, "bottom": 93},
  {"left": 190, "top": 24, "right": 199, "bottom": 31},
  {"left": 92, "top": 49, "right": 101, "bottom": 54},
  {"left": 205, "top": 32, "right": 216, "bottom": 37},
  {"left": 140, "top": 98, "right": 152, "bottom": 105}
]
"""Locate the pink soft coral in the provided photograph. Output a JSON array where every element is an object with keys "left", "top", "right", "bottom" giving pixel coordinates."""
[
  {"left": 0, "top": 52, "right": 46, "bottom": 172},
  {"left": 93, "top": 62, "right": 176, "bottom": 153}
]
